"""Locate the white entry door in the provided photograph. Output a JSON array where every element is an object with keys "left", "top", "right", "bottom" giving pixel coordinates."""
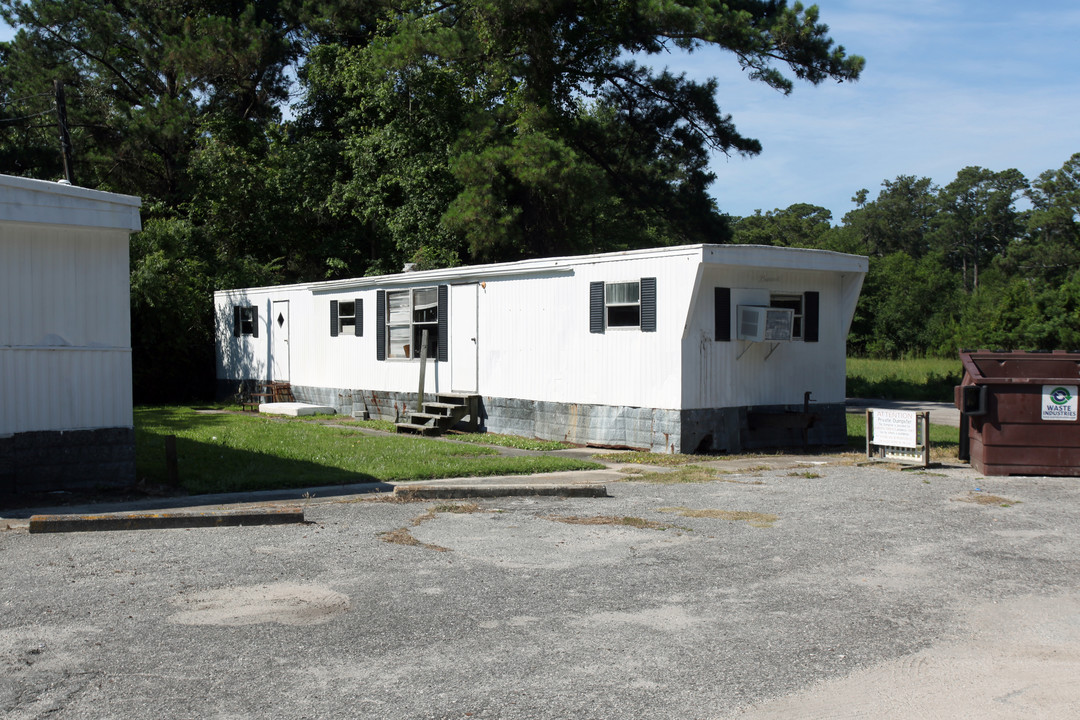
[
  {"left": 450, "top": 284, "right": 478, "bottom": 393},
  {"left": 271, "top": 300, "right": 290, "bottom": 381}
]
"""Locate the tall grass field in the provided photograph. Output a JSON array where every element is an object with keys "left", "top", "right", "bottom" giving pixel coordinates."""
[{"left": 847, "top": 357, "right": 962, "bottom": 402}]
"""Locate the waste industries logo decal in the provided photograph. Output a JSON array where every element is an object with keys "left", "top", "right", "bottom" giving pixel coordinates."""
[{"left": 1042, "top": 385, "right": 1078, "bottom": 421}]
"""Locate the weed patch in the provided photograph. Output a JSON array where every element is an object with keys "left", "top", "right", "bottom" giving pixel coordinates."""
[
  {"left": 658, "top": 506, "right": 778, "bottom": 528},
  {"left": 595, "top": 451, "right": 728, "bottom": 466},
  {"left": 954, "top": 492, "right": 1019, "bottom": 507},
  {"left": 378, "top": 501, "right": 484, "bottom": 552},
  {"left": 377, "top": 528, "right": 451, "bottom": 552},
  {"left": 620, "top": 465, "right": 719, "bottom": 484},
  {"left": 787, "top": 470, "right": 823, "bottom": 479},
  {"left": 544, "top": 514, "right": 672, "bottom": 530}
]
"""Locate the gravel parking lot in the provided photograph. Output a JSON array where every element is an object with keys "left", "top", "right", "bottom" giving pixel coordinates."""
[{"left": 3, "top": 459, "right": 1079, "bottom": 719}]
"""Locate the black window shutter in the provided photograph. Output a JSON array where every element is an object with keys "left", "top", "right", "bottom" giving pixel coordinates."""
[
  {"left": 376, "top": 290, "right": 386, "bottom": 360},
  {"left": 251, "top": 307, "right": 259, "bottom": 338},
  {"left": 640, "top": 277, "right": 657, "bottom": 332},
  {"left": 330, "top": 300, "right": 339, "bottom": 337},
  {"left": 714, "top": 288, "right": 731, "bottom": 342},
  {"left": 589, "top": 281, "right": 605, "bottom": 334},
  {"left": 355, "top": 298, "right": 363, "bottom": 337},
  {"left": 804, "top": 291, "right": 820, "bottom": 342},
  {"left": 437, "top": 285, "right": 449, "bottom": 362},
  {"left": 233, "top": 306, "right": 241, "bottom": 337}
]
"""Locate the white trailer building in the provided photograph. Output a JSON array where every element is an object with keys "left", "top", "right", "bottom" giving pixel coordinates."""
[
  {"left": 1, "top": 175, "right": 142, "bottom": 494},
  {"left": 215, "top": 244, "right": 867, "bottom": 453}
]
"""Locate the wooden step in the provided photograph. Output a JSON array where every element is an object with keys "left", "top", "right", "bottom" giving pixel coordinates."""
[
  {"left": 409, "top": 412, "right": 451, "bottom": 425},
  {"left": 394, "top": 422, "right": 442, "bottom": 435},
  {"left": 422, "top": 402, "right": 461, "bottom": 414}
]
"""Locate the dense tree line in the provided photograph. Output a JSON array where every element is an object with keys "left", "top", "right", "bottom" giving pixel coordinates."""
[
  {"left": 731, "top": 154, "right": 1080, "bottom": 357},
  {"left": 4, "top": 2, "right": 1076, "bottom": 402},
  {"left": 1, "top": 0, "right": 863, "bottom": 400}
]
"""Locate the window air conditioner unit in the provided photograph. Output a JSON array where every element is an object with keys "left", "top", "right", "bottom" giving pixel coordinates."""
[{"left": 737, "top": 306, "right": 794, "bottom": 342}]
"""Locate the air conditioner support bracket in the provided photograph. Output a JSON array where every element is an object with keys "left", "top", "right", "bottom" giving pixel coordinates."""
[
  {"left": 736, "top": 341, "right": 753, "bottom": 361},
  {"left": 763, "top": 342, "right": 781, "bottom": 361}
]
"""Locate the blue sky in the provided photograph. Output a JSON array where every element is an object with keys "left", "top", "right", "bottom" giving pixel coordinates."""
[{"left": 4, "top": 1, "right": 1079, "bottom": 223}]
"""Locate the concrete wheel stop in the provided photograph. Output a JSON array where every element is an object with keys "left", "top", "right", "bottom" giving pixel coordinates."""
[{"left": 29, "top": 506, "right": 305, "bottom": 533}]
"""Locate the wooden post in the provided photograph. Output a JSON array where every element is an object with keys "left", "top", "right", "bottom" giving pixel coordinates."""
[
  {"left": 165, "top": 435, "right": 179, "bottom": 486},
  {"left": 416, "top": 329, "right": 429, "bottom": 413}
]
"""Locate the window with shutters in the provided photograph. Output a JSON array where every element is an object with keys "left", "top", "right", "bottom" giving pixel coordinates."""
[
  {"left": 385, "top": 288, "right": 440, "bottom": 359},
  {"left": 330, "top": 299, "right": 362, "bottom": 337},
  {"left": 590, "top": 278, "right": 655, "bottom": 333}
]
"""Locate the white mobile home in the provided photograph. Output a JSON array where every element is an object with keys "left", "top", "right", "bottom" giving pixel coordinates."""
[
  {"left": 215, "top": 244, "right": 867, "bottom": 453},
  {"left": 0, "top": 175, "right": 142, "bottom": 494}
]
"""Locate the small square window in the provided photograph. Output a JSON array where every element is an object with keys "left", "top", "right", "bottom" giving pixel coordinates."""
[{"left": 234, "top": 305, "right": 258, "bottom": 337}]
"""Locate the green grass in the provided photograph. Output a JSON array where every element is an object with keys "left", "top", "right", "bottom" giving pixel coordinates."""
[
  {"left": 847, "top": 357, "right": 962, "bottom": 401},
  {"left": 309, "top": 416, "right": 398, "bottom": 433},
  {"left": 135, "top": 407, "right": 603, "bottom": 495},
  {"left": 594, "top": 451, "right": 730, "bottom": 466},
  {"left": 448, "top": 432, "right": 573, "bottom": 451}
]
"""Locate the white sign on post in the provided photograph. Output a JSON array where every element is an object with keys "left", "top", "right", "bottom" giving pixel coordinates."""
[
  {"left": 1042, "top": 385, "right": 1078, "bottom": 421},
  {"left": 870, "top": 409, "right": 918, "bottom": 448}
]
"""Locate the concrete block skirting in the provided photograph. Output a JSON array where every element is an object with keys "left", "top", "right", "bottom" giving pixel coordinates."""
[
  {"left": 0, "top": 427, "right": 135, "bottom": 496},
  {"left": 218, "top": 380, "right": 848, "bottom": 455}
]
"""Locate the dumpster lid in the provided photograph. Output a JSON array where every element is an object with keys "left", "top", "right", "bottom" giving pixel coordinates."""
[{"left": 959, "top": 350, "right": 1080, "bottom": 384}]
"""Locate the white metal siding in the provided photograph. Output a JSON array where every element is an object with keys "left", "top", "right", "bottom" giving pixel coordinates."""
[
  {"left": 0, "top": 348, "right": 132, "bottom": 433},
  {"left": 1, "top": 223, "right": 134, "bottom": 434},
  {"left": 475, "top": 258, "right": 692, "bottom": 408},
  {"left": 683, "top": 265, "right": 856, "bottom": 409},
  {"left": 215, "top": 244, "right": 867, "bottom": 415}
]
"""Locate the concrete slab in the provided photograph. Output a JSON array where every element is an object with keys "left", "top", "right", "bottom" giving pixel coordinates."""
[{"left": 259, "top": 402, "right": 336, "bottom": 417}]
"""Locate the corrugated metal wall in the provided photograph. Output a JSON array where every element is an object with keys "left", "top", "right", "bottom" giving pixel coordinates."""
[{"left": 0, "top": 224, "right": 132, "bottom": 433}]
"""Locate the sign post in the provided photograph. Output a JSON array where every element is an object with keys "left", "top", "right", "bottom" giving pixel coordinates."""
[{"left": 866, "top": 409, "right": 930, "bottom": 468}]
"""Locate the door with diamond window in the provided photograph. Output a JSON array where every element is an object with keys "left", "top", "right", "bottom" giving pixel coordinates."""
[{"left": 271, "top": 300, "right": 290, "bottom": 381}]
